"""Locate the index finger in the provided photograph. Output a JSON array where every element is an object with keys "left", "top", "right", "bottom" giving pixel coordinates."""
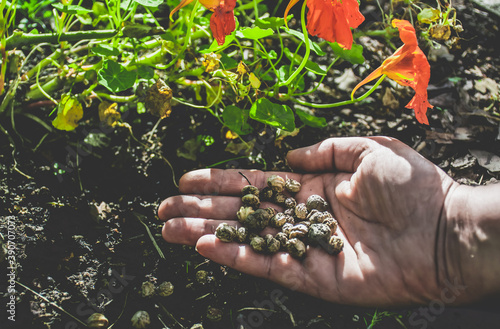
[{"left": 178, "top": 168, "right": 303, "bottom": 195}]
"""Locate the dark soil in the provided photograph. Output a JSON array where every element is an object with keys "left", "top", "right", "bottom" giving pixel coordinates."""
[{"left": 1, "top": 0, "right": 500, "bottom": 328}]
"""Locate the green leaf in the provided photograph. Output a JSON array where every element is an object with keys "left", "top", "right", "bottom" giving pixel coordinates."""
[
  {"left": 330, "top": 42, "right": 365, "bottom": 65},
  {"left": 222, "top": 105, "right": 253, "bottom": 135},
  {"left": 138, "top": 65, "right": 155, "bottom": 79},
  {"left": 267, "top": 50, "right": 278, "bottom": 60},
  {"left": 236, "top": 27, "right": 274, "bottom": 40},
  {"left": 133, "top": 0, "right": 163, "bottom": 7},
  {"left": 200, "top": 34, "right": 236, "bottom": 53},
  {"left": 98, "top": 60, "right": 137, "bottom": 93},
  {"left": 255, "top": 16, "right": 290, "bottom": 29},
  {"left": 220, "top": 53, "right": 238, "bottom": 70},
  {"left": 296, "top": 108, "right": 327, "bottom": 128},
  {"left": 282, "top": 27, "right": 325, "bottom": 56},
  {"left": 283, "top": 48, "right": 326, "bottom": 76},
  {"left": 250, "top": 98, "right": 295, "bottom": 132},
  {"left": 52, "top": 3, "right": 92, "bottom": 14},
  {"left": 92, "top": 44, "right": 120, "bottom": 57}
]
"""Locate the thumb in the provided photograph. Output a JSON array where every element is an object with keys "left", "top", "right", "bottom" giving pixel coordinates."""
[{"left": 287, "top": 137, "right": 376, "bottom": 173}]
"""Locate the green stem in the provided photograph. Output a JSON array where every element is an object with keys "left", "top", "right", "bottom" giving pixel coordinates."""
[
  {"left": 163, "top": 1, "right": 200, "bottom": 71},
  {"left": 5, "top": 29, "right": 118, "bottom": 49},
  {"left": 23, "top": 49, "right": 63, "bottom": 81},
  {"left": 292, "top": 57, "right": 339, "bottom": 96},
  {"left": 279, "top": 0, "right": 309, "bottom": 87},
  {"left": 94, "top": 93, "right": 137, "bottom": 102},
  {"left": 289, "top": 74, "right": 387, "bottom": 108}
]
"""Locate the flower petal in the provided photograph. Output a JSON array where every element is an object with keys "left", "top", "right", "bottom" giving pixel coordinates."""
[{"left": 284, "top": 0, "right": 301, "bottom": 27}]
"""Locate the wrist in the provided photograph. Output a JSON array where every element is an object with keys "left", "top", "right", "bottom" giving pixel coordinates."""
[{"left": 440, "top": 182, "right": 500, "bottom": 304}]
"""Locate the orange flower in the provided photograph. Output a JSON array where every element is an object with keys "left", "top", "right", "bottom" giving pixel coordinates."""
[
  {"left": 351, "top": 19, "right": 433, "bottom": 125},
  {"left": 170, "top": 0, "right": 236, "bottom": 45},
  {"left": 285, "top": 0, "right": 364, "bottom": 49}
]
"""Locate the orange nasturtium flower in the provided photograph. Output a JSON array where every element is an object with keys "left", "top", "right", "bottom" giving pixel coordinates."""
[
  {"left": 285, "top": 0, "right": 364, "bottom": 50},
  {"left": 170, "top": 0, "right": 236, "bottom": 46},
  {"left": 352, "top": 19, "right": 433, "bottom": 125}
]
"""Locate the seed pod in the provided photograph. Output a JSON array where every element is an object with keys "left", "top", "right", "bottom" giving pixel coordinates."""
[
  {"left": 273, "top": 192, "right": 287, "bottom": 205},
  {"left": 264, "top": 207, "right": 277, "bottom": 218},
  {"left": 236, "top": 226, "right": 249, "bottom": 243},
  {"left": 323, "top": 218, "right": 338, "bottom": 233},
  {"left": 269, "top": 212, "right": 287, "bottom": 228},
  {"left": 267, "top": 175, "right": 285, "bottom": 192},
  {"left": 139, "top": 281, "right": 155, "bottom": 298},
  {"left": 196, "top": 270, "right": 209, "bottom": 284},
  {"left": 274, "top": 232, "right": 289, "bottom": 250},
  {"left": 242, "top": 185, "right": 259, "bottom": 196},
  {"left": 294, "top": 203, "right": 308, "bottom": 220},
  {"left": 282, "top": 222, "right": 294, "bottom": 236},
  {"left": 215, "top": 223, "right": 236, "bottom": 242},
  {"left": 327, "top": 236, "right": 344, "bottom": 255},
  {"left": 206, "top": 306, "right": 223, "bottom": 322},
  {"left": 242, "top": 194, "right": 260, "bottom": 209},
  {"left": 289, "top": 223, "right": 309, "bottom": 240},
  {"left": 265, "top": 234, "right": 280, "bottom": 253},
  {"left": 284, "top": 214, "right": 295, "bottom": 224},
  {"left": 284, "top": 208, "right": 295, "bottom": 217},
  {"left": 308, "top": 223, "right": 332, "bottom": 247},
  {"left": 284, "top": 197, "right": 297, "bottom": 209},
  {"left": 87, "top": 313, "right": 109, "bottom": 328},
  {"left": 285, "top": 178, "right": 301, "bottom": 193},
  {"left": 308, "top": 210, "right": 333, "bottom": 223},
  {"left": 250, "top": 236, "right": 266, "bottom": 252},
  {"left": 259, "top": 186, "right": 274, "bottom": 201},
  {"left": 157, "top": 281, "right": 174, "bottom": 297},
  {"left": 237, "top": 206, "right": 254, "bottom": 223},
  {"left": 306, "top": 195, "right": 328, "bottom": 212},
  {"left": 244, "top": 208, "right": 271, "bottom": 230},
  {"left": 131, "top": 310, "right": 150, "bottom": 329},
  {"left": 286, "top": 238, "right": 306, "bottom": 259}
]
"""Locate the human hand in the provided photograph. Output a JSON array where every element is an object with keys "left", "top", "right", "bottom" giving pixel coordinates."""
[{"left": 158, "top": 137, "right": 465, "bottom": 306}]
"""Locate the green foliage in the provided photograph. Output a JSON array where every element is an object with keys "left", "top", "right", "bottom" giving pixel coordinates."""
[
  {"left": 98, "top": 60, "right": 137, "bottom": 93},
  {"left": 250, "top": 98, "right": 295, "bottom": 132}
]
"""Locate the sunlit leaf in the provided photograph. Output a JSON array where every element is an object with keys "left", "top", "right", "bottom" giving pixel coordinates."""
[
  {"left": 330, "top": 42, "right": 365, "bottom": 65},
  {"left": 52, "top": 94, "right": 83, "bottom": 131},
  {"left": 52, "top": 3, "right": 92, "bottom": 14},
  {"left": 236, "top": 27, "right": 274, "bottom": 40},
  {"left": 250, "top": 98, "right": 295, "bottom": 132},
  {"left": 255, "top": 15, "right": 291, "bottom": 29},
  {"left": 277, "top": 65, "right": 305, "bottom": 90},
  {"left": 249, "top": 73, "right": 261, "bottom": 88},
  {"left": 282, "top": 28, "right": 325, "bottom": 56},
  {"left": 133, "top": 0, "right": 163, "bottom": 7},
  {"left": 98, "top": 60, "right": 137, "bottom": 92},
  {"left": 296, "top": 108, "right": 327, "bottom": 128}
]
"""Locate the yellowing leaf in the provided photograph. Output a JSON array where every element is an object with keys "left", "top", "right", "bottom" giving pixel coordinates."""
[
  {"left": 203, "top": 53, "right": 221, "bottom": 73},
  {"left": 98, "top": 101, "right": 121, "bottom": 126},
  {"left": 237, "top": 61, "right": 248, "bottom": 76},
  {"left": 145, "top": 79, "right": 173, "bottom": 118},
  {"left": 225, "top": 129, "right": 239, "bottom": 139},
  {"left": 249, "top": 72, "right": 261, "bottom": 89},
  {"left": 52, "top": 94, "right": 83, "bottom": 131}
]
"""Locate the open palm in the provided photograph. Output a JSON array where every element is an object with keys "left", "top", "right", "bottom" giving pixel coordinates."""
[{"left": 159, "top": 137, "right": 459, "bottom": 306}]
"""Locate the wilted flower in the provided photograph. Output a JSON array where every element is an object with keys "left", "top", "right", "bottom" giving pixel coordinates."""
[{"left": 170, "top": 0, "right": 236, "bottom": 45}]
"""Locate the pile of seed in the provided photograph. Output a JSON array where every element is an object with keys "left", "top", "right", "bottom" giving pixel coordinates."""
[{"left": 215, "top": 175, "right": 344, "bottom": 259}]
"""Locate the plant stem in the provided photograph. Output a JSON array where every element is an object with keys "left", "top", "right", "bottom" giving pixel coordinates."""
[
  {"left": 278, "top": 0, "right": 309, "bottom": 87},
  {"left": 289, "top": 74, "right": 387, "bottom": 108},
  {"left": 6, "top": 29, "right": 118, "bottom": 49}
]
